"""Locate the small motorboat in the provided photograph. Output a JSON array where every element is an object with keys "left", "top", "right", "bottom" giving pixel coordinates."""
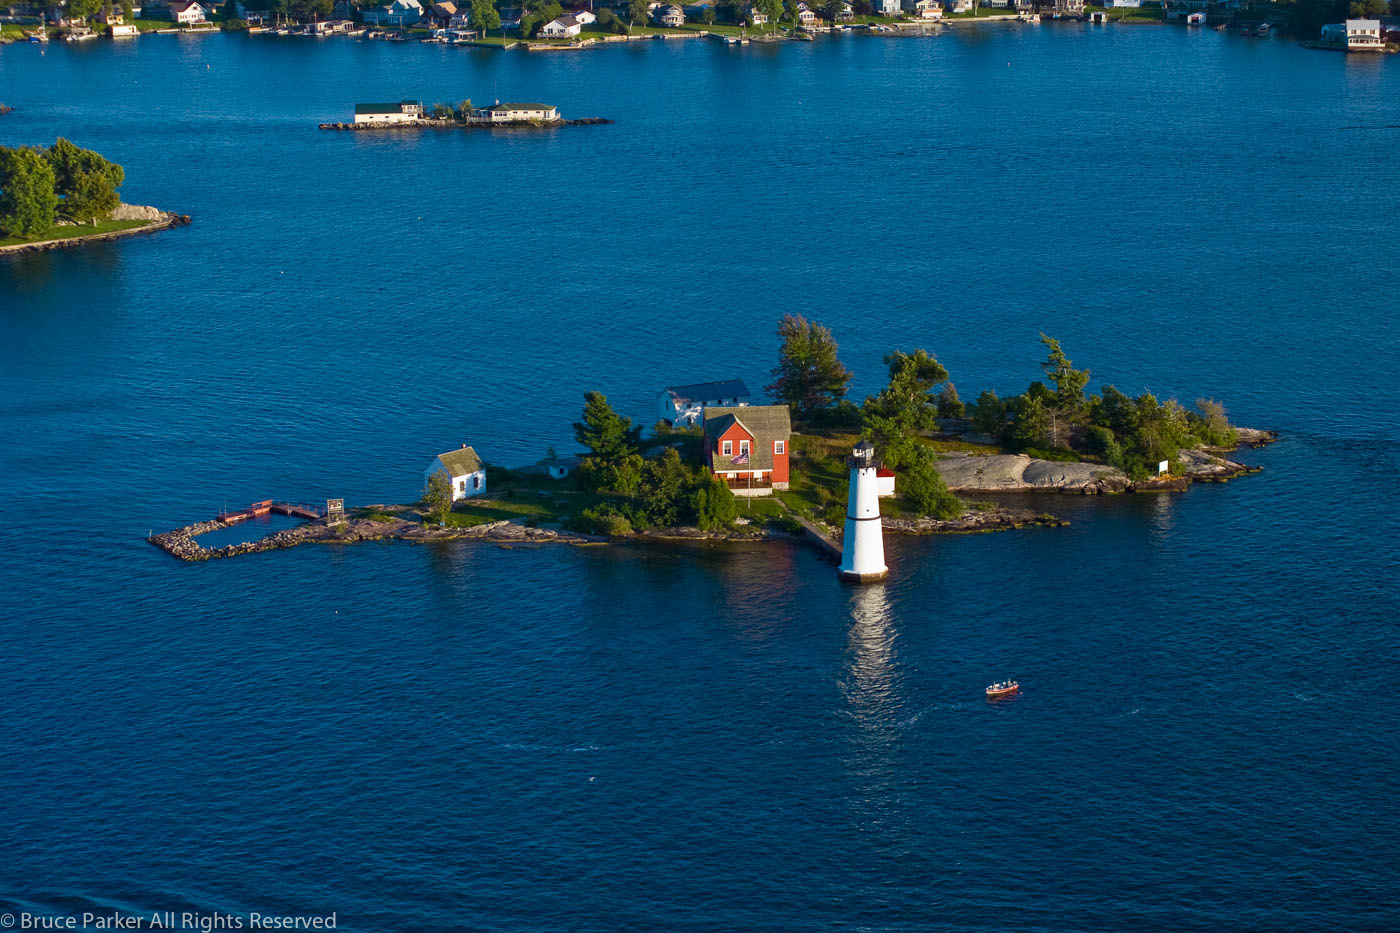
[{"left": 986, "top": 680, "right": 1020, "bottom": 698}]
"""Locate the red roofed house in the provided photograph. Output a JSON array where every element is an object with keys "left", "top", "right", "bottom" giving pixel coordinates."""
[{"left": 703, "top": 404, "right": 790, "bottom": 497}]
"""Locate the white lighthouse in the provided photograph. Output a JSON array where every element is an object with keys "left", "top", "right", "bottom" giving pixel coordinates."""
[{"left": 840, "top": 441, "right": 889, "bottom": 583}]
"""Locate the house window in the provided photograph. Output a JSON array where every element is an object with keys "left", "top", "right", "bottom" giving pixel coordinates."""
[
  {"left": 473, "top": 475, "right": 481, "bottom": 489},
  {"left": 458, "top": 480, "right": 466, "bottom": 492},
  {"left": 739, "top": 440, "right": 750, "bottom": 456},
  {"left": 722, "top": 440, "right": 733, "bottom": 456},
  {"left": 775, "top": 440, "right": 785, "bottom": 455}
]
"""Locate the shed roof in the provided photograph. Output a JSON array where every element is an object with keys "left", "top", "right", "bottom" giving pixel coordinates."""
[
  {"left": 479, "top": 102, "right": 555, "bottom": 111},
  {"left": 433, "top": 445, "right": 483, "bottom": 475},
  {"left": 664, "top": 378, "right": 750, "bottom": 404}
]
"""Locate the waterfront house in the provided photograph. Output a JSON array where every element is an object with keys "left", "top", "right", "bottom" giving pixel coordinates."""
[
  {"left": 945, "top": 0, "right": 972, "bottom": 12},
  {"left": 540, "top": 12, "right": 582, "bottom": 34},
  {"left": 911, "top": 0, "right": 942, "bottom": 17},
  {"left": 98, "top": 7, "right": 124, "bottom": 23},
  {"left": 469, "top": 102, "right": 561, "bottom": 122},
  {"left": 658, "top": 379, "right": 750, "bottom": 427},
  {"left": 363, "top": 0, "right": 423, "bottom": 25},
  {"left": 873, "top": 0, "right": 901, "bottom": 15},
  {"left": 353, "top": 100, "right": 425, "bottom": 123},
  {"left": 703, "top": 405, "right": 791, "bottom": 496},
  {"left": 837, "top": 1, "right": 854, "bottom": 19},
  {"left": 743, "top": 2, "right": 768, "bottom": 22},
  {"left": 168, "top": 0, "right": 207, "bottom": 23},
  {"left": 1320, "top": 18, "right": 1383, "bottom": 49},
  {"left": 109, "top": 21, "right": 137, "bottom": 33},
  {"left": 425, "top": 444, "right": 487, "bottom": 501},
  {"left": 796, "top": 2, "right": 816, "bottom": 25},
  {"left": 573, "top": 9, "right": 597, "bottom": 22},
  {"left": 429, "top": 1, "right": 469, "bottom": 25},
  {"left": 653, "top": 3, "right": 685, "bottom": 24}
]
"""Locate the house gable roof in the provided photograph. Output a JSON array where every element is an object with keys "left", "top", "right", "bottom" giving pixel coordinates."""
[
  {"left": 663, "top": 378, "right": 750, "bottom": 405},
  {"left": 703, "top": 404, "right": 790, "bottom": 473},
  {"left": 433, "top": 446, "right": 483, "bottom": 476}
]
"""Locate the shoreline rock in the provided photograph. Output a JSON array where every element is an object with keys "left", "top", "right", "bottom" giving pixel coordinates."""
[
  {"left": 318, "top": 118, "right": 612, "bottom": 130},
  {"left": 933, "top": 430, "right": 1275, "bottom": 494},
  {"left": 0, "top": 206, "right": 190, "bottom": 256}
]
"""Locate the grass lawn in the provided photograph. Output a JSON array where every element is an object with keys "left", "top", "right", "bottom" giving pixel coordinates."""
[
  {"left": 0, "top": 217, "right": 156, "bottom": 249},
  {"left": 2, "top": 23, "right": 31, "bottom": 40}
]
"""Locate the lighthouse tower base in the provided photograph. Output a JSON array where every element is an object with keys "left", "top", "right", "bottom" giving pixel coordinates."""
[{"left": 839, "top": 441, "right": 889, "bottom": 584}]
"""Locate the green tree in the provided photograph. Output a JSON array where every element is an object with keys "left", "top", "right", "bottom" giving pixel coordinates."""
[
  {"left": 66, "top": 0, "right": 102, "bottom": 21},
  {"left": 223, "top": 0, "right": 240, "bottom": 18},
  {"left": 46, "top": 138, "right": 124, "bottom": 225},
  {"left": 1040, "top": 333, "right": 1090, "bottom": 418},
  {"left": 970, "top": 389, "right": 1005, "bottom": 438},
  {"left": 470, "top": 0, "right": 500, "bottom": 30},
  {"left": 641, "top": 447, "right": 689, "bottom": 527},
  {"left": 757, "top": 0, "right": 781, "bottom": 29},
  {"left": 0, "top": 147, "right": 58, "bottom": 238},
  {"left": 627, "top": 0, "right": 648, "bottom": 25},
  {"left": 420, "top": 471, "right": 454, "bottom": 524},
  {"left": 122, "top": 0, "right": 134, "bottom": 20},
  {"left": 573, "top": 391, "right": 641, "bottom": 461},
  {"left": 898, "top": 444, "right": 961, "bottom": 520},
  {"left": 767, "top": 314, "right": 853, "bottom": 422},
  {"left": 936, "top": 380, "right": 965, "bottom": 419},
  {"left": 1005, "top": 394, "right": 1050, "bottom": 450},
  {"left": 1193, "top": 398, "right": 1236, "bottom": 447},
  {"left": 822, "top": 0, "right": 841, "bottom": 22},
  {"left": 692, "top": 473, "right": 737, "bottom": 530},
  {"left": 1350, "top": 0, "right": 1385, "bottom": 14},
  {"left": 862, "top": 348, "right": 947, "bottom": 451}
]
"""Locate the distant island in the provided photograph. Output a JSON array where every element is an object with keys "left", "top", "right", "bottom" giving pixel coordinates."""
[
  {"left": 0, "top": 138, "right": 189, "bottom": 254},
  {"left": 319, "top": 98, "right": 613, "bottom": 129},
  {"left": 149, "top": 323, "right": 1274, "bottom": 564}
]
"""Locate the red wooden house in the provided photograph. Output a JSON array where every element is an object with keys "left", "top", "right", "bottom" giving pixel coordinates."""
[{"left": 702, "top": 405, "right": 791, "bottom": 496}]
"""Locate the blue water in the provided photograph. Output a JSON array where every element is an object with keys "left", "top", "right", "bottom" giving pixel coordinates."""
[{"left": 3, "top": 26, "right": 1400, "bottom": 930}]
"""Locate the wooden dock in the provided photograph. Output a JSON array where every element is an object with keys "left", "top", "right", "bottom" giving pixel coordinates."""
[{"left": 217, "top": 499, "right": 325, "bottom": 523}]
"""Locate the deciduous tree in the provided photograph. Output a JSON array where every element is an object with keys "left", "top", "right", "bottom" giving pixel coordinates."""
[
  {"left": 420, "top": 471, "right": 454, "bottom": 524},
  {"left": 0, "top": 146, "right": 58, "bottom": 238},
  {"left": 46, "top": 137, "right": 124, "bottom": 224},
  {"left": 470, "top": 0, "right": 500, "bottom": 30}
]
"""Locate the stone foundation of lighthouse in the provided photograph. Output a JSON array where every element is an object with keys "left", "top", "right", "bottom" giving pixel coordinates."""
[{"left": 839, "top": 441, "right": 889, "bottom": 583}]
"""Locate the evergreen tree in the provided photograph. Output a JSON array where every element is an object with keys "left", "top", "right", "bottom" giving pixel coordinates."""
[
  {"left": 766, "top": 314, "right": 853, "bottom": 421},
  {"left": 420, "top": 471, "right": 453, "bottom": 524},
  {"left": 936, "top": 380, "right": 965, "bottom": 419},
  {"left": 1040, "top": 333, "right": 1090, "bottom": 418},
  {"left": 862, "top": 348, "right": 947, "bottom": 451},
  {"left": 0, "top": 146, "right": 58, "bottom": 238},
  {"left": 970, "top": 389, "right": 1005, "bottom": 439}
]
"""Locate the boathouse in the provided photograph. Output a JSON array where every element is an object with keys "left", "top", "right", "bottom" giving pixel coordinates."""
[
  {"left": 703, "top": 404, "right": 791, "bottom": 497},
  {"left": 353, "top": 101, "right": 425, "bottom": 123},
  {"left": 425, "top": 444, "right": 487, "bottom": 501},
  {"left": 658, "top": 378, "right": 750, "bottom": 427}
]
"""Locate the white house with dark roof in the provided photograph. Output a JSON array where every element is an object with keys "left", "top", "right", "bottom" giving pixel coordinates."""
[
  {"left": 353, "top": 100, "right": 424, "bottom": 123},
  {"left": 540, "top": 13, "right": 582, "bottom": 35},
  {"left": 658, "top": 378, "right": 750, "bottom": 427},
  {"left": 653, "top": 3, "right": 684, "bottom": 24},
  {"left": 468, "top": 102, "right": 561, "bottom": 122},
  {"left": 168, "top": 1, "right": 208, "bottom": 22},
  {"left": 425, "top": 444, "right": 487, "bottom": 501}
]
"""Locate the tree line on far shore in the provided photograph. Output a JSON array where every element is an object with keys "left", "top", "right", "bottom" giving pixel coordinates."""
[{"left": 0, "top": 140, "right": 124, "bottom": 238}]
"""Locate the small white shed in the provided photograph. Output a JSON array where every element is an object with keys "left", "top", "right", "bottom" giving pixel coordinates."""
[{"left": 425, "top": 444, "right": 487, "bottom": 501}]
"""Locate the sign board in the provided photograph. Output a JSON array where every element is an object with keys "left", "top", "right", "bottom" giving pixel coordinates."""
[
  {"left": 326, "top": 498, "right": 345, "bottom": 523},
  {"left": 1157, "top": 460, "right": 1170, "bottom": 475}
]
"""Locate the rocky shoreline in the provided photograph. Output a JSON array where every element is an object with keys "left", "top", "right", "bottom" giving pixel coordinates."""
[
  {"left": 932, "top": 430, "right": 1275, "bottom": 495},
  {"left": 0, "top": 206, "right": 190, "bottom": 256}
]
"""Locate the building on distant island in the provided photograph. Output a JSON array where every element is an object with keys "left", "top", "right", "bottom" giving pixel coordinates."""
[
  {"left": 168, "top": 1, "right": 208, "bottom": 23},
  {"left": 540, "top": 13, "right": 582, "bottom": 35},
  {"left": 425, "top": 444, "right": 487, "bottom": 501},
  {"left": 353, "top": 101, "right": 425, "bottom": 123},
  {"left": 468, "top": 102, "right": 561, "bottom": 122},
  {"left": 363, "top": 0, "right": 423, "bottom": 25},
  {"left": 1320, "top": 19, "right": 1383, "bottom": 50},
  {"left": 703, "top": 404, "right": 791, "bottom": 496},
  {"left": 658, "top": 379, "right": 750, "bottom": 427},
  {"left": 653, "top": 3, "right": 685, "bottom": 25}
]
